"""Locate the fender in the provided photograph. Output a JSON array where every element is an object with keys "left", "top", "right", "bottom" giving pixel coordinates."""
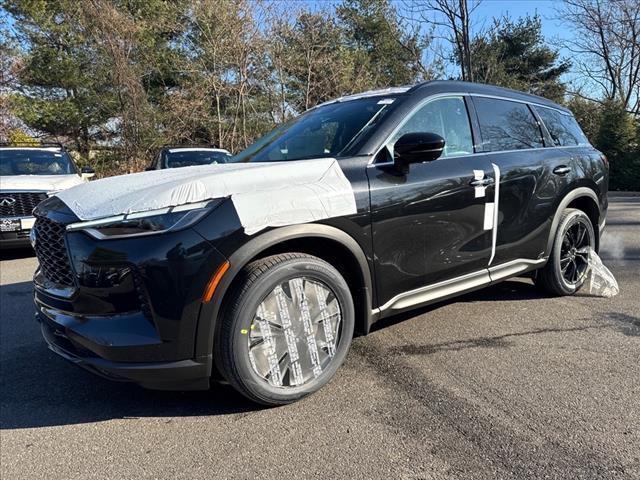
[
  {"left": 544, "top": 187, "right": 601, "bottom": 256},
  {"left": 193, "top": 223, "right": 374, "bottom": 359}
]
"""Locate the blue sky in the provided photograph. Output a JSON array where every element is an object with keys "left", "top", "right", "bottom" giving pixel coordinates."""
[{"left": 471, "top": 0, "right": 564, "bottom": 41}]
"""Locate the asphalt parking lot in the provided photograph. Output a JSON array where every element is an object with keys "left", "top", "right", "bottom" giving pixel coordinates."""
[{"left": 1, "top": 196, "right": 638, "bottom": 480}]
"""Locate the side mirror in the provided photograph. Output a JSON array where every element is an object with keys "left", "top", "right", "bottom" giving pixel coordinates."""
[
  {"left": 80, "top": 166, "right": 96, "bottom": 180},
  {"left": 393, "top": 132, "right": 445, "bottom": 173}
]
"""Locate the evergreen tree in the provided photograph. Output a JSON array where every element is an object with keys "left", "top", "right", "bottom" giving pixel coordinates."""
[
  {"left": 596, "top": 101, "right": 639, "bottom": 191},
  {"left": 5, "top": 1, "right": 113, "bottom": 157},
  {"left": 567, "top": 97, "right": 601, "bottom": 145},
  {"left": 470, "top": 15, "right": 570, "bottom": 101},
  {"left": 337, "top": 0, "right": 424, "bottom": 87}
]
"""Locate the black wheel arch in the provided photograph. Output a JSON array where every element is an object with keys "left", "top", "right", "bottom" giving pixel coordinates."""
[
  {"left": 194, "top": 223, "right": 374, "bottom": 360},
  {"left": 545, "top": 187, "right": 602, "bottom": 257}
]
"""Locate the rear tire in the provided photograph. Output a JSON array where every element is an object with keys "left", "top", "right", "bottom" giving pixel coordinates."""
[
  {"left": 215, "top": 253, "right": 354, "bottom": 406},
  {"left": 535, "top": 208, "right": 595, "bottom": 296}
]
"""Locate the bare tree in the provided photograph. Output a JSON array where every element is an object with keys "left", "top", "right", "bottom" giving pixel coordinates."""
[
  {"left": 404, "top": 0, "right": 481, "bottom": 82},
  {"left": 561, "top": 0, "right": 640, "bottom": 114}
]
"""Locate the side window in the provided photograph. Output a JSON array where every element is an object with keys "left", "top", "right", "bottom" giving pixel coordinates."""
[
  {"left": 535, "top": 106, "right": 589, "bottom": 146},
  {"left": 474, "top": 97, "right": 544, "bottom": 152},
  {"left": 391, "top": 97, "right": 474, "bottom": 158}
]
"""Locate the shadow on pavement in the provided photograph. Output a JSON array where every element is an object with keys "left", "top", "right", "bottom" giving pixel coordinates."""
[
  {"left": 0, "top": 280, "right": 259, "bottom": 430},
  {"left": 2, "top": 275, "right": 635, "bottom": 430},
  {"left": 3, "top": 278, "right": 543, "bottom": 430},
  {"left": 370, "top": 278, "right": 549, "bottom": 333}
]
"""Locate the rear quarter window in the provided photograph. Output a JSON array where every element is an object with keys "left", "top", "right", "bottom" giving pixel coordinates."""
[
  {"left": 473, "top": 97, "right": 544, "bottom": 152},
  {"left": 534, "top": 106, "right": 590, "bottom": 146}
]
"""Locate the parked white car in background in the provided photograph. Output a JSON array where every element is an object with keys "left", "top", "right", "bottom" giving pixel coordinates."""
[{"left": 0, "top": 143, "right": 94, "bottom": 248}]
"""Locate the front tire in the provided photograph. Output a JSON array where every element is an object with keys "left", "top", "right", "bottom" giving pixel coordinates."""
[
  {"left": 215, "top": 253, "right": 354, "bottom": 406},
  {"left": 535, "top": 208, "right": 595, "bottom": 296}
]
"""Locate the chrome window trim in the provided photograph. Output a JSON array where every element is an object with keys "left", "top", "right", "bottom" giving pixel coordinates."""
[{"left": 369, "top": 91, "right": 591, "bottom": 166}]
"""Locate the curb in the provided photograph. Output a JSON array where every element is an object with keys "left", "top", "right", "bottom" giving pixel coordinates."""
[{"left": 608, "top": 191, "right": 640, "bottom": 198}]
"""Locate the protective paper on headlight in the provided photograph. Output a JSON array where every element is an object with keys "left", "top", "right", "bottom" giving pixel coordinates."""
[
  {"left": 583, "top": 247, "right": 619, "bottom": 298},
  {"left": 56, "top": 158, "right": 357, "bottom": 235}
]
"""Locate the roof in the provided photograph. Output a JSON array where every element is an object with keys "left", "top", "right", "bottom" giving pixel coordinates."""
[
  {"left": 314, "top": 80, "right": 570, "bottom": 114},
  {"left": 313, "top": 86, "right": 412, "bottom": 109}
]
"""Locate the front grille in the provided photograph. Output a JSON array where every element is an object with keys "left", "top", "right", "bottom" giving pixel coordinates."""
[
  {"left": 0, "top": 192, "right": 48, "bottom": 217},
  {"left": 33, "top": 215, "right": 75, "bottom": 286}
]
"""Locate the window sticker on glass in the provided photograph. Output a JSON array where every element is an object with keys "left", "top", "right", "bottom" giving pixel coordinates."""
[{"left": 377, "top": 98, "right": 395, "bottom": 105}]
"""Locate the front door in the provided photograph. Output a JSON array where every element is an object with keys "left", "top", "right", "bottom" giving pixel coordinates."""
[{"left": 368, "top": 95, "right": 495, "bottom": 310}]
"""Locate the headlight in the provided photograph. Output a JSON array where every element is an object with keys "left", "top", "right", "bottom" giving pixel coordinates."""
[{"left": 66, "top": 200, "right": 221, "bottom": 239}]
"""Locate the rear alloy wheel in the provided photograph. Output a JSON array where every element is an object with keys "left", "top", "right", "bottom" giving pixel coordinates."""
[
  {"left": 535, "top": 208, "right": 595, "bottom": 296},
  {"left": 216, "top": 253, "right": 354, "bottom": 405}
]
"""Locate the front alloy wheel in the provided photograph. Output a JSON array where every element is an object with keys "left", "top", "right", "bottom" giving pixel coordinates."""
[
  {"left": 216, "top": 253, "right": 354, "bottom": 405},
  {"left": 248, "top": 276, "right": 342, "bottom": 388}
]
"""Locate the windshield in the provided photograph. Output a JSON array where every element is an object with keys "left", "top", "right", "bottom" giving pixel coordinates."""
[
  {"left": 231, "top": 97, "right": 395, "bottom": 163},
  {"left": 164, "top": 150, "right": 232, "bottom": 169},
  {"left": 0, "top": 149, "right": 78, "bottom": 176}
]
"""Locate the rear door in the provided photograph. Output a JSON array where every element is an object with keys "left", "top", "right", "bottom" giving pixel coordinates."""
[
  {"left": 368, "top": 95, "right": 495, "bottom": 310},
  {"left": 471, "top": 96, "right": 566, "bottom": 267}
]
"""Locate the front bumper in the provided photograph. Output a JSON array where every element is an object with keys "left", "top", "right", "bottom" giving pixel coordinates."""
[
  {"left": 0, "top": 230, "right": 31, "bottom": 248},
  {"left": 31, "top": 207, "right": 229, "bottom": 389},
  {"left": 38, "top": 311, "right": 211, "bottom": 390}
]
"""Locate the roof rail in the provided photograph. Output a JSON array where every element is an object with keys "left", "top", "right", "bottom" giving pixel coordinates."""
[
  {"left": 0, "top": 141, "right": 65, "bottom": 149},
  {"left": 161, "top": 143, "right": 220, "bottom": 149}
]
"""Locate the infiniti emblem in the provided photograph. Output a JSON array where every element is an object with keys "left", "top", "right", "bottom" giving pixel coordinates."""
[{"left": 0, "top": 197, "right": 16, "bottom": 207}]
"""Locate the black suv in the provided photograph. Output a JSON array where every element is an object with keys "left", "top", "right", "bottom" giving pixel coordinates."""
[{"left": 32, "top": 81, "right": 608, "bottom": 405}]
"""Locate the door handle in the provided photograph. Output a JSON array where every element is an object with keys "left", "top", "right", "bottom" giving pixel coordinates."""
[
  {"left": 553, "top": 165, "right": 571, "bottom": 175},
  {"left": 469, "top": 178, "right": 494, "bottom": 187}
]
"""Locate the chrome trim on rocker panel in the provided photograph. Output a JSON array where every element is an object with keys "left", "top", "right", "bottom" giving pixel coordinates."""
[
  {"left": 373, "top": 269, "right": 490, "bottom": 314},
  {"left": 488, "top": 258, "right": 546, "bottom": 283},
  {"left": 372, "top": 258, "right": 547, "bottom": 314}
]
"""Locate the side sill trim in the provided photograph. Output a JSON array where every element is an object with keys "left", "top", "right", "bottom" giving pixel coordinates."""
[
  {"left": 488, "top": 258, "right": 546, "bottom": 283},
  {"left": 372, "top": 258, "right": 546, "bottom": 314},
  {"left": 373, "top": 269, "right": 490, "bottom": 314}
]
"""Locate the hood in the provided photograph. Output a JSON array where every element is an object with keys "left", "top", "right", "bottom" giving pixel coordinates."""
[
  {"left": 0, "top": 174, "right": 84, "bottom": 193},
  {"left": 56, "top": 158, "right": 357, "bottom": 235}
]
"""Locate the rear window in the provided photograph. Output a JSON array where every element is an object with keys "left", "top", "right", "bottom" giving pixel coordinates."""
[
  {"left": 164, "top": 150, "right": 232, "bottom": 169},
  {"left": 534, "top": 106, "right": 589, "bottom": 146},
  {"left": 473, "top": 97, "right": 544, "bottom": 152}
]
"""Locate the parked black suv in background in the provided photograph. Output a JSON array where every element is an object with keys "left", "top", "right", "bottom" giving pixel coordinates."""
[{"left": 32, "top": 81, "right": 608, "bottom": 405}]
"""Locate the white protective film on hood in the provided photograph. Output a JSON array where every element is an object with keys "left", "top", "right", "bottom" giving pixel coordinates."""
[
  {"left": 56, "top": 158, "right": 357, "bottom": 235},
  {"left": 0, "top": 174, "right": 84, "bottom": 192}
]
